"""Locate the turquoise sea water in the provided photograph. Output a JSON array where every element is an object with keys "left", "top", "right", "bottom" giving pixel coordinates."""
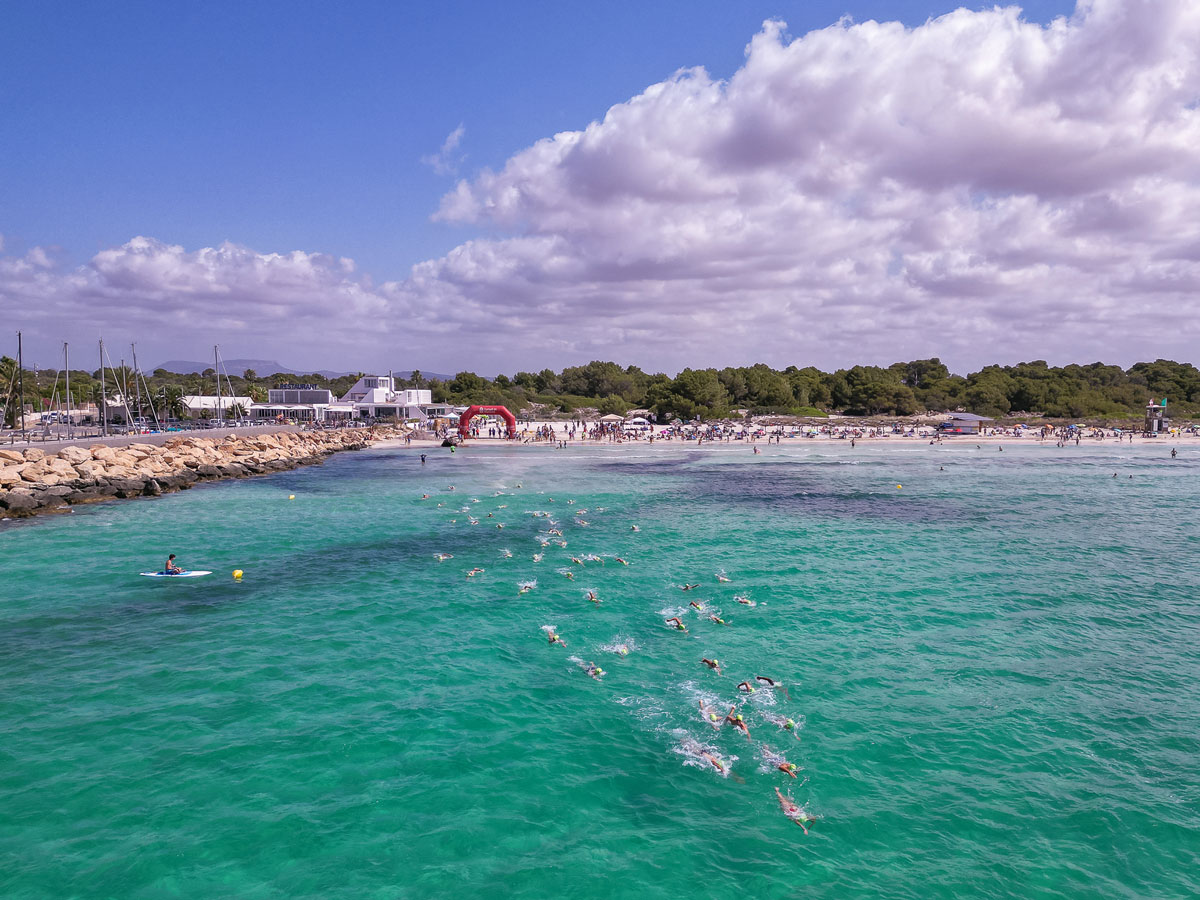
[{"left": 1, "top": 442, "right": 1198, "bottom": 899}]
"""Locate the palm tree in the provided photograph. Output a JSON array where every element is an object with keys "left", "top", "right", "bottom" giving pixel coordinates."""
[
  {"left": 242, "top": 369, "right": 257, "bottom": 383},
  {"left": 410, "top": 369, "right": 424, "bottom": 388},
  {"left": 159, "top": 385, "right": 184, "bottom": 421},
  {"left": 247, "top": 384, "right": 267, "bottom": 403}
]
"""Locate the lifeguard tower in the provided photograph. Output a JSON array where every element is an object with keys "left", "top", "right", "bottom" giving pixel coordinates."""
[{"left": 1145, "top": 398, "right": 1169, "bottom": 434}]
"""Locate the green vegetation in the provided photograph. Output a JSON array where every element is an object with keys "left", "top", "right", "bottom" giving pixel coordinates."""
[
  {"left": 2, "top": 357, "right": 1196, "bottom": 425},
  {"left": 425, "top": 358, "right": 1199, "bottom": 422}
]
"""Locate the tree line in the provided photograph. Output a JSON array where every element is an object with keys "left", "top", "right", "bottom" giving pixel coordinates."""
[
  {"left": 4, "top": 357, "right": 1198, "bottom": 428},
  {"left": 427, "top": 358, "right": 1198, "bottom": 421}
]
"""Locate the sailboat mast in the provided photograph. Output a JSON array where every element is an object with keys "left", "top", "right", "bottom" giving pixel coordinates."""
[
  {"left": 100, "top": 339, "right": 107, "bottom": 437},
  {"left": 64, "top": 342, "right": 72, "bottom": 440},
  {"left": 215, "top": 345, "right": 222, "bottom": 424},
  {"left": 17, "top": 330, "right": 25, "bottom": 442},
  {"left": 132, "top": 343, "right": 142, "bottom": 422}
]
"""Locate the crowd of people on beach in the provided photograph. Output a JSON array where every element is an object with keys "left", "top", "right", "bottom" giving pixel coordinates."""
[
  {"left": 448, "top": 414, "right": 1198, "bottom": 446},
  {"left": 419, "top": 472, "right": 817, "bottom": 834}
]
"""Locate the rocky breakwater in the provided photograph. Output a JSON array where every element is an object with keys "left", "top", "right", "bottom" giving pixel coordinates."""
[{"left": 0, "top": 428, "right": 393, "bottom": 518}]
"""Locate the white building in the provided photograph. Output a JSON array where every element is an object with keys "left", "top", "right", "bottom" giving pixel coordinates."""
[
  {"left": 251, "top": 385, "right": 336, "bottom": 422},
  {"left": 243, "top": 375, "right": 439, "bottom": 424},
  {"left": 339, "top": 375, "right": 433, "bottom": 420},
  {"left": 181, "top": 394, "right": 253, "bottom": 419}
]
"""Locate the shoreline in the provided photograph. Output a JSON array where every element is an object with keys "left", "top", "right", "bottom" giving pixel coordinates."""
[
  {"left": 377, "top": 431, "right": 1197, "bottom": 450},
  {"left": 0, "top": 426, "right": 407, "bottom": 520},
  {"left": 5, "top": 427, "right": 1188, "bottom": 522}
]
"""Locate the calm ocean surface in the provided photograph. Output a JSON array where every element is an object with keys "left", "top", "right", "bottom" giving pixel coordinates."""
[{"left": 1, "top": 442, "right": 1197, "bottom": 899}]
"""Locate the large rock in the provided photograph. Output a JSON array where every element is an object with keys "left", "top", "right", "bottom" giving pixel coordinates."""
[
  {"left": 0, "top": 449, "right": 26, "bottom": 463},
  {"left": 0, "top": 466, "right": 22, "bottom": 486},
  {"left": 58, "top": 446, "right": 92, "bottom": 465},
  {"left": 48, "top": 457, "right": 78, "bottom": 476},
  {"left": 23, "top": 448, "right": 45, "bottom": 462},
  {"left": 1, "top": 491, "right": 39, "bottom": 511},
  {"left": 106, "top": 478, "right": 146, "bottom": 498},
  {"left": 66, "top": 487, "right": 113, "bottom": 504},
  {"left": 92, "top": 447, "right": 117, "bottom": 461}
]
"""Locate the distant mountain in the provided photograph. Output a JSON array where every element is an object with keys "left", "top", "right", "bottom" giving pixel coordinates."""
[{"left": 152, "top": 359, "right": 452, "bottom": 382}]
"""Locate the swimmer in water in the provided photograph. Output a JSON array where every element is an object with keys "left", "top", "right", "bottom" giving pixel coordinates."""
[
  {"left": 755, "top": 675, "right": 790, "bottom": 700},
  {"left": 466, "top": 567, "right": 485, "bottom": 578},
  {"left": 698, "top": 699, "right": 722, "bottom": 727},
  {"left": 631, "top": 525, "right": 640, "bottom": 532},
  {"left": 700, "top": 751, "right": 725, "bottom": 773},
  {"left": 585, "top": 661, "right": 605, "bottom": 679},
  {"left": 519, "top": 581, "right": 536, "bottom": 595},
  {"left": 500, "top": 549, "right": 513, "bottom": 558},
  {"left": 716, "top": 573, "right": 730, "bottom": 583},
  {"left": 533, "top": 552, "right": 544, "bottom": 563},
  {"left": 496, "top": 523, "right": 504, "bottom": 530},
  {"left": 434, "top": 553, "right": 453, "bottom": 561},
  {"left": 542, "top": 626, "right": 566, "bottom": 647},
  {"left": 586, "top": 590, "right": 600, "bottom": 604},
  {"left": 571, "top": 557, "right": 584, "bottom": 566},
  {"left": 615, "top": 557, "right": 629, "bottom": 566},
  {"left": 762, "top": 746, "right": 800, "bottom": 779},
  {"left": 775, "top": 787, "right": 816, "bottom": 834},
  {"left": 763, "top": 712, "right": 801, "bottom": 736},
  {"left": 734, "top": 596, "right": 756, "bottom": 607},
  {"left": 737, "top": 681, "right": 756, "bottom": 694},
  {"left": 681, "top": 583, "right": 699, "bottom": 592},
  {"left": 702, "top": 658, "right": 722, "bottom": 675},
  {"left": 709, "top": 614, "right": 727, "bottom": 626},
  {"left": 688, "top": 600, "right": 704, "bottom": 611},
  {"left": 563, "top": 571, "right": 575, "bottom": 581},
  {"left": 665, "top": 617, "right": 687, "bottom": 632},
  {"left": 421, "top": 494, "right": 430, "bottom": 500},
  {"left": 725, "top": 706, "right": 751, "bottom": 738}
]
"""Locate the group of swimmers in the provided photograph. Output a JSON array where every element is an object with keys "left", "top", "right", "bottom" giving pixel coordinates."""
[{"left": 423, "top": 478, "right": 816, "bottom": 833}]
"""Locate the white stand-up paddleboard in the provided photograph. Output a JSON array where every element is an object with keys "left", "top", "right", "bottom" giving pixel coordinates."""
[{"left": 139, "top": 571, "right": 213, "bottom": 578}]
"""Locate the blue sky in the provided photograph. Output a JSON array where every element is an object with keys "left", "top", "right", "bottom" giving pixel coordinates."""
[
  {"left": 2, "top": 0, "right": 1073, "bottom": 277},
  {"left": 7, "top": 1, "right": 1198, "bottom": 377}
]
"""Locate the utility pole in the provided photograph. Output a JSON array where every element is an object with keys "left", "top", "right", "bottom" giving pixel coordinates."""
[
  {"left": 17, "top": 330, "right": 26, "bottom": 442},
  {"left": 100, "top": 338, "right": 107, "bottom": 437}
]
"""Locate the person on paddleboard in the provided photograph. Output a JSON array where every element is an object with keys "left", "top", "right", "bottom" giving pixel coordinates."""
[{"left": 164, "top": 554, "right": 184, "bottom": 575}]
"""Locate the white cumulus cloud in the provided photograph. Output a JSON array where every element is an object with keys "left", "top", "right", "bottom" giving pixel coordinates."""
[{"left": 4, "top": 0, "right": 1200, "bottom": 375}]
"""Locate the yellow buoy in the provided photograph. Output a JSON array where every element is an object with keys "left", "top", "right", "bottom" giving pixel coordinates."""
[
  {"left": 896, "top": 484, "right": 902, "bottom": 489},
  {"left": 232, "top": 569, "right": 243, "bottom": 580},
  {"left": 288, "top": 494, "right": 295, "bottom": 500}
]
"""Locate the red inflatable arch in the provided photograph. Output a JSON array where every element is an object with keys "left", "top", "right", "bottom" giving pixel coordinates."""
[{"left": 459, "top": 405, "right": 517, "bottom": 440}]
